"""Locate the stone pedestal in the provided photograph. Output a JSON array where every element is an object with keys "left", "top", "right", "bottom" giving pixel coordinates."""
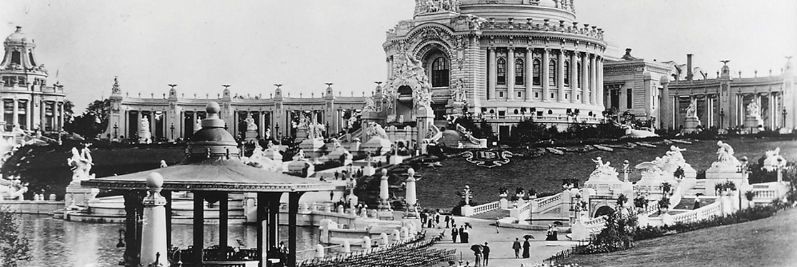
[
  {"left": 244, "top": 130, "right": 258, "bottom": 143},
  {"left": 140, "top": 173, "right": 167, "bottom": 267},
  {"left": 683, "top": 116, "right": 701, "bottom": 134},
  {"left": 299, "top": 138, "right": 325, "bottom": 162},
  {"left": 138, "top": 129, "right": 152, "bottom": 144},
  {"left": 64, "top": 182, "right": 99, "bottom": 210},
  {"left": 744, "top": 116, "right": 763, "bottom": 133},
  {"left": 704, "top": 167, "right": 747, "bottom": 197},
  {"left": 287, "top": 160, "right": 314, "bottom": 178}
]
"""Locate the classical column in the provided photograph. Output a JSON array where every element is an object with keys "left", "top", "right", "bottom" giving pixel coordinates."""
[
  {"left": 192, "top": 193, "right": 205, "bottom": 264},
  {"left": 570, "top": 51, "right": 578, "bottom": 104},
  {"left": 590, "top": 54, "right": 597, "bottom": 105},
  {"left": 507, "top": 47, "right": 516, "bottom": 100},
  {"left": 12, "top": 99, "right": 18, "bottom": 127},
  {"left": 525, "top": 48, "right": 534, "bottom": 101},
  {"left": 287, "top": 192, "right": 302, "bottom": 267},
  {"left": 581, "top": 53, "right": 588, "bottom": 104},
  {"left": 488, "top": 47, "right": 497, "bottom": 100},
  {"left": 557, "top": 50, "right": 566, "bottom": 102},
  {"left": 259, "top": 111, "right": 266, "bottom": 138},
  {"left": 769, "top": 94, "right": 776, "bottom": 129},
  {"left": 597, "top": 57, "right": 604, "bottom": 108},
  {"left": 57, "top": 102, "right": 64, "bottom": 131},
  {"left": 542, "top": 48, "right": 550, "bottom": 102}
]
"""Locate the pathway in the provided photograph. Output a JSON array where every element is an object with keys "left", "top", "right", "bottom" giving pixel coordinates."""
[{"left": 426, "top": 215, "right": 580, "bottom": 266}]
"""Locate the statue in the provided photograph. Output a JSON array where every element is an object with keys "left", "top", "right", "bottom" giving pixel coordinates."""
[
  {"left": 762, "top": 147, "right": 787, "bottom": 172},
  {"left": 450, "top": 78, "right": 465, "bottom": 103},
  {"left": 685, "top": 99, "right": 698, "bottom": 118},
  {"left": 194, "top": 118, "right": 202, "bottom": 133},
  {"left": 746, "top": 101, "right": 761, "bottom": 118},
  {"left": 365, "top": 122, "right": 389, "bottom": 140},
  {"left": 715, "top": 141, "right": 736, "bottom": 163},
  {"left": 363, "top": 97, "right": 377, "bottom": 112},
  {"left": 111, "top": 76, "right": 121, "bottom": 94},
  {"left": 67, "top": 146, "right": 94, "bottom": 182},
  {"left": 589, "top": 157, "right": 619, "bottom": 178},
  {"left": 244, "top": 113, "right": 257, "bottom": 131}
]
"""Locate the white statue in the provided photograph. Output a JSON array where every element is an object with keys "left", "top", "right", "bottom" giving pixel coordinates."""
[
  {"left": 194, "top": 118, "right": 202, "bottom": 133},
  {"left": 363, "top": 97, "right": 377, "bottom": 112},
  {"left": 67, "top": 146, "right": 94, "bottom": 182},
  {"left": 245, "top": 114, "right": 257, "bottom": 131},
  {"left": 365, "top": 122, "right": 389, "bottom": 140},
  {"left": 685, "top": 99, "right": 698, "bottom": 118},
  {"left": 716, "top": 141, "right": 736, "bottom": 163},
  {"left": 746, "top": 101, "right": 761, "bottom": 118},
  {"left": 450, "top": 78, "right": 465, "bottom": 103},
  {"left": 762, "top": 147, "right": 787, "bottom": 172}
]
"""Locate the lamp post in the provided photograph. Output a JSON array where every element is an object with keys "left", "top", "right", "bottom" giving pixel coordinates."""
[
  {"left": 275, "top": 123, "right": 281, "bottom": 146},
  {"left": 113, "top": 123, "right": 118, "bottom": 139},
  {"left": 170, "top": 123, "right": 175, "bottom": 141},
  {"left": 719, "top": 109, "right": 725, "bottom": 129},
  {"left": 783, "top": 108, "right": 787, "bottom": 129},
  {"left": 739, "top": 156, "right": 748, "bottom": 210}
]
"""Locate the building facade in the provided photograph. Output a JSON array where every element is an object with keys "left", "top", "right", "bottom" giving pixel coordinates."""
[
  {"left": 662, "top": 55, "right": 795, "bottom": 131},
  {"left": 603, "top": 48, "right": 672, "bottom": 129},
  {"left": 382, "top": 0, "right": 608, "bottom": 138},
  {"left": 0, "top": 26, "right": 67, "bottom": 133},
  {"left": 103, "top": 80, "right": 367, "bottom": 141}
]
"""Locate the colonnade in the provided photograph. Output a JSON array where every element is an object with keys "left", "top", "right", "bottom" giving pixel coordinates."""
[
  {"left": 1, "top": 98, "right": 64, "bottom": 132},
  {"left": 485, "top": 47, "right": 603, "bottom": 106},
  {"left": 671, "top": 92, "right": 783, "bottom": 130}
]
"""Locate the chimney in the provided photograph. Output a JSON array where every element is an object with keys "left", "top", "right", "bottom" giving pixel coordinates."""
[{"left": 686, "top": 54, "right": 694, "bottom": 81}]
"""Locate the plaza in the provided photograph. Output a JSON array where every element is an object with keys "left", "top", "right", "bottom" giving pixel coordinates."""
[{"left": 0, "top": 1, "right": 795, "bottom": 267}]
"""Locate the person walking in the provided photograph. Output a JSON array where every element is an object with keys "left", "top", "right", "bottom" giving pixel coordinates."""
[
  {"left": 522, "top": 237, "right": 530, "bottom": 258},
  {"left": 495, "top": 218, "right": 500, "bottom": 234},
  {"left": 512, "top": 238, "right": 522, "bottom": 258},
  {"left": 445, "top": 215, "right": 451, "bottom": 228},
  {"left": 452, "top": 227, "right": 459, "bottom": 243},
  {"left": 482, "top": 242, "right": 490, "bottom": 266},
  {"left": 474, "top": 246, "right": 483, "bottom": 267},
  {"left": 458, "top": 226, "right": 466, "bottom": 243}
]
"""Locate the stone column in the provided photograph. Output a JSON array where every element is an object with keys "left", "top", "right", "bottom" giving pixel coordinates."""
[
  {"left": 597, "top": 57, "right": 604, "bottom": 108},
  {"left": 558, "top": 50, "right": 566, "bottom": 102},
  {"left": 581, "top": 53, "right": 589, "bottom": 104},
  {"left": 12, "top": 99, "right": 18, "bottom": 127},
  {"left": 769, "top": 94, "right": 776, "bottom": 129},
  {"left": 405, "top": 168, "right": 418, "bottom": 218},
  {"left": 140, "top": 173, "right": 167, "bottom": 266},
  {"left": 507, "top": 47, "right": 515, "bottom": 100},
  {"left": 589, "top": 54, "right": 598, "bottom": 105},
  {"left": 525, "top": 48, "right": 534, "bottom": 101},
  {"left": 570, "top": 51, "right": 578, "bottom": 104},
  {"left": 488, "top": 47, "right": 497, "bottom": 100},
  {"left": 378, "top": 169, "right": 391, "bottom": 211},
  {"left": 542, "top": 48, "right": 550, "bottom": 102}
]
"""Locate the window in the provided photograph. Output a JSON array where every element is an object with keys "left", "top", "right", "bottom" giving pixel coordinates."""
[
  {"left": 11, "top": 51, "right": 21, "bottom": 65},
  {"left": 431, "top": 57, "right": 449, "bottom": 87},
  {"left": 627, "top": 88, "right": 633, "bottom": 108},
  {"left": 549, "top": 60, "right": 557, "bottom": 86},
  {"left": 532, "top": 59, "right": 541, "bottom": 85},
  {"left": 499, "top": 92, "right": 504, "bottom": 98},
  {"left": 517, "top": 92, "right": 522, "bottom": 98},
  {"left": 535, "top": 92, "right": 539, "bottom": 98},
  {"left": 515, "top": 58, "right": 525, "bottom": 85},
  {"left": 564, "top": 61, "right": 570, "bottom": 86},
  {"left": 497, "top": 58, "right": 507, "bottom": 85}
]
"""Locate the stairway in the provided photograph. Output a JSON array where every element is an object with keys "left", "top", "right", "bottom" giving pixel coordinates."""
[{"left": 685, "top": 179, "right": 707, "bottom": 196}]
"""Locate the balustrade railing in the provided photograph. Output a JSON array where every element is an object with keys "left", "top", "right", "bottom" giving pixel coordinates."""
[
  {"left": 469, "top": 201, "right": 501, "bottom": 216},
  {"left": 535, "top": 193, "right": 562, "bottom": 212},
  {"left": 669, "top": 201, "right": 722, "bottom": 224}
]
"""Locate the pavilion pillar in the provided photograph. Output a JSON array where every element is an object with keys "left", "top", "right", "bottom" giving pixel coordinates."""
[
  {"left": 193, "top": 192, "right": 205, "bottom": 265},
  {"left": 267, "top": 195, "right": 281, "bottom": 254},
  {"left": 140, "top": 173, "right": 167, "bottom": 266},
  {"left": 219, "top": 193, "right": 229, "bottom": 250},
  {"left": 164, "top": 190, "right": 172, "bottom": 249},
  {"left": 288, "top": 192, "right": 303, "bottom": 267},
  {"left": 123, "top": 191, "right": 143, "bottom": 267},
  {"left": 256, "top": 193, "right": 267, "bottom": 267}
]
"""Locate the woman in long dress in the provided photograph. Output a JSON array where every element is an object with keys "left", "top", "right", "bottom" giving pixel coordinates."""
[{"left": 522, "top": 238, "right": 530, "bottom": 258}]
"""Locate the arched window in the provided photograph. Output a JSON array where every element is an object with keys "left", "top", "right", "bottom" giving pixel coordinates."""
[
  {"left": 497, "top": 58, "right": 507, "bottom": 85},
  {"left": 564, "top": 61, "right": 570, "bottom": 86},
  {"left": 515, "top": 58, "right": 525, "bottom": 85},
  {"left": 549, "top": 60, "right": 557, "bottom": 86},
  {"left": 431, "top": 57, "right": 449, "bottom": 87},
  {"left": 11, "top": 51, "right": 21, "bottom": 65},
  {"left": 532, "top": 59, "right": 541, "bottom": 85},
  {"left": 577, "top": 62, "right": 582, "bottom": 88}
]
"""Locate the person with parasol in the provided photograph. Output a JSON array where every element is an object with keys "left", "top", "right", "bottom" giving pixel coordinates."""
[{"left": 522, "top": 234, "right": 534, "bottom": 258}]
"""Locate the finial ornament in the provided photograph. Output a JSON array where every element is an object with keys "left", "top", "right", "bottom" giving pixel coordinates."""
[
  {"left": 720, "top": 60, "right": 730, "bottom": 66},
  {"left": 274, "top": 83, "right": 283, "bottom": 89},
  {"left": 168, "top": 84, "right": 177, "bottom": 89}
]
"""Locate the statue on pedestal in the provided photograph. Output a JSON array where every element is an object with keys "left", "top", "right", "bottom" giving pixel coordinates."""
[
  {"left": 746, "top": 101, "right": 761, "bottom": 118},
  {"left": 139, "top": 117, "right": 152, "bottom": 143},
  {"left": 685, "top": 100, "right": 698, "bottom": 118},
  {"left": 710, "top": 141, "right": 741, "bottom": 170},
  {"left": 194, "top": 118, "right": 202, "bottom": 133},
  {"left": 244, "top": 114, "right": 257, "bottom": 131},
  {"left": 67, "top": 146, "right": 94, "bottom": 182}
]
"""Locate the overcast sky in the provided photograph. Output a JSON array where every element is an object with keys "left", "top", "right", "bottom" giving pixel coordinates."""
[{"left": 1, "top": 0, "right": 795, "bottom": 113}]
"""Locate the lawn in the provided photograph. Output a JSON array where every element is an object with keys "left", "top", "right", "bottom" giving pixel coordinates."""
[
  {"left": 414, "top": 138, "right": 797, "bottom": 210},
  {"left": 558, "top": 207, "right": 797, "bottom": 267}
]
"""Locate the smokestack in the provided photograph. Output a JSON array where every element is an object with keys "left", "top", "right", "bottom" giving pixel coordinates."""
[{"left": 686, "top": 54, "right": 694, "bottom": 81}]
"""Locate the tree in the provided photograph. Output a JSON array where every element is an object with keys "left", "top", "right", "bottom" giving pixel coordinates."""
[
  {"left": 616, "top": 194, "right": 628, "bottom": 207},
  {"left": 64, "top": 99, "right": 110, "bottom": 139},
  {"left": 0, "top": 208, "right": 31, "bottom": 266},
  {"left": 661, "top": 182, "right": 672, "bottom": 195},
  {"left": 744, "top": 191, "right": 756, "bottom": 209}
]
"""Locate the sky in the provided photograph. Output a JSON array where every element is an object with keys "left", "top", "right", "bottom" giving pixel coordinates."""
[{"left": 1, "top": 0, "right": 795, "bottom": 113}]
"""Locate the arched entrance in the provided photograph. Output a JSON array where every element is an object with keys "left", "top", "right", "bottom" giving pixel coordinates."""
[
  {"left": 395, "top": 85, "right": 414, "bottom": 122},
  {"left": 594, "top": 206, "right": 615, "bottom": 217}
]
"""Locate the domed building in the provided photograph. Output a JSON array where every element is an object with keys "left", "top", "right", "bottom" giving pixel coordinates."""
[
  {"left": 0, "top": 26, "right": 67, "bottom": 133},
  {"left": 382, "top": 0, "right": 608, "bottom": 136}
]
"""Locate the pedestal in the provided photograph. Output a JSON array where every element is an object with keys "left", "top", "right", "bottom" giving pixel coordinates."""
[
  {"left": 683, "top": 116, "right": 701, "bottom": 134},
  {"left": 64, "top": 182, "right": 99, "bottom": 209},
  {"left": 299, "top": 138, "right": 325, "bottom": 162},
  {"left": 287, "top": 160, "right": 314, "bottom": 178},
  {"left": 245, "top": 130, "right": 258, "bottom": 143},
  {"left": 744, "top": 116, "right": 763, "bottom": 134}
]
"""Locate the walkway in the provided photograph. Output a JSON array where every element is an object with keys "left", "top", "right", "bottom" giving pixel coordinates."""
[{"left": 427, "top": 215, "right": 580, "bottom": 266}]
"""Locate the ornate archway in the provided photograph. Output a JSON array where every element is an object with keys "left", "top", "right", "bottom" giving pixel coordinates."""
[{"left": 593, "top": 205, "right": 615, "bottom": 217}]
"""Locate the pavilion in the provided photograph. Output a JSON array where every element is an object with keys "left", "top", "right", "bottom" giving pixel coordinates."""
[{"left": 83, "top": 102, "right": 334, "bottom": 267}]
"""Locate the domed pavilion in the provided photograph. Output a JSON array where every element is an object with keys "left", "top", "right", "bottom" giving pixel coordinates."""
[{"left": 83, "top": 102, "right": 334, "bottom": 267}]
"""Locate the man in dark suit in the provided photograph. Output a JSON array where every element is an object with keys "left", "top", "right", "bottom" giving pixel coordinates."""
[{"left": 482, "top": 242, "right": 490, "bottom": 266}]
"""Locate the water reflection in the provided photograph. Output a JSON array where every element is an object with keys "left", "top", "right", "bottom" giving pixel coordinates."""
[{"left": 21, "top": 215, "right": 321, "bottom": 266}]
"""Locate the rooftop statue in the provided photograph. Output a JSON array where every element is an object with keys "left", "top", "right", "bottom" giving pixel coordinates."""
[
  {"left": 415, "top": 0, "right": 460, "bottom": 15},
  {"left": 245, "top": 113, "right": 257, "bottom": 131},
  {"left": 589, "top": 157, "right": 619, "bottom": 179}
]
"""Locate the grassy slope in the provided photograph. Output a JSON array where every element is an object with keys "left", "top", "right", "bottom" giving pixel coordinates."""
[
  {"left": 415, "top": 138, "right": 797, "bottom": 210},
  {"left": 559, "top": 207, "right": 797, "bottom": 267}
]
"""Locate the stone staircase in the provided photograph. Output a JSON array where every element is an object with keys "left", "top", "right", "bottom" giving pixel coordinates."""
[
  {"left": 672, "top": 196, "right": 716, "bottom": 210},
  {"left": 685, "top": 179, "right": 707, "bottom": 196}
]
